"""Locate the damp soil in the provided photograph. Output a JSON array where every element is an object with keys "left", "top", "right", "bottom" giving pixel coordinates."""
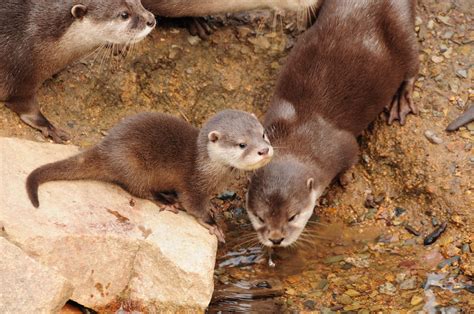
[{"left": 3, "top": 0, "right": 472, "bottom": 312}]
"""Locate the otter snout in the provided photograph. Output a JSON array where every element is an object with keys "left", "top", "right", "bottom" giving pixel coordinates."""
[{"left": 269, "top": 237, "right": 285, "bottom": 245}]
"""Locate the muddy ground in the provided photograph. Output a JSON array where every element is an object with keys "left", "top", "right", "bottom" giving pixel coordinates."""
[{"left": 2, "top": 0, "right": 472, "bottom": 312}]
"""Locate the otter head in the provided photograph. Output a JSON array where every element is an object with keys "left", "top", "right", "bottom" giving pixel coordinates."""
[
  {"left": 246, "top": 158, "right": 325, "bottom": 247},
  {"left": 69, "top": 0, "right": 156, "bottom": 45},
  {"left": 201, "top": 110, "right": 273, "bottom": 171}
]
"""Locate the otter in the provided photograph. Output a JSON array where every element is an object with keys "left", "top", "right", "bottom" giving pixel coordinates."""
[
  {"left": 26, "top": 110, "right": 273, "bottom": 242},
  {"left": 141, "top": 0, "right": 320, "bottom": 38},
  {"left": 0, "top": 0, "right": 156, "bottom": 142},
  {"left": 246, "top": 0, "right": 419, "bottom": 247}
]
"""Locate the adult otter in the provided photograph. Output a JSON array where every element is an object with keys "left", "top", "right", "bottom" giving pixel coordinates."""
[
  {"left": 246, "top": 0, "right": 419, "bottom": 247},
  {"left": 0, "top": 0, "right": 156, "bottom": 142},
  {"left": 26, "top": 110, "right": 273, "bottom": 242}
]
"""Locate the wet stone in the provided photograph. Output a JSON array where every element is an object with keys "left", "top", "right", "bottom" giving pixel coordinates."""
[
  {"left": 303, "top": 300, "right": 316, "bottom": 310},
  {"left": 217, "top": 191, "right": 237, "bottom": 201},
  {"left": 394, "top": 207, "right": 407, "bottom": 217},
  {"left": 437, "top": 256, "right": 460, "bottom": 269},
  {"left": 424, "top": 222, "right": 448, "bottom": 245}
]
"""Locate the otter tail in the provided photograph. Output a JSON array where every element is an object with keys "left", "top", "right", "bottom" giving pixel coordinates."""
[{"left": 26, "top": 148, "right": 108, "bottom": 208}]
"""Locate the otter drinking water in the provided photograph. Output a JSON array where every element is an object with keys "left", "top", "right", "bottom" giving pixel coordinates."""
[
  {"left": 246, "top": 0, "right": 419, "bottom": 247},
  {"left": 0, "top": 0, "right": 156, "bottom": 142},
  {"left": 26, "top": 110, "right": 273, "bottom": 242}
]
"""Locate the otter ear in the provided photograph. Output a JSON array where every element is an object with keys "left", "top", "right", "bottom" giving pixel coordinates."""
[
  {"left": 307, "top": 178, "right": 314, "bottom": 191},
  {"left": 71, "top": 4, "right": 88, "bottom": 19},
  {"left": 208, "top": 131, "right": 220, "bottom": 143}
]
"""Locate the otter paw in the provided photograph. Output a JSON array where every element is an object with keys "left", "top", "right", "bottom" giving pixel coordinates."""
[
  {"left": 198, "top": 218, "right": 226, "bottom": 243},
  {"left": 44, "top": 125, "right": 70, "bottom": 143},
  {"left": 387, "top": 78, "right": 418, "bottom": 126},
  {"left": 159, "top": 204, "right": 180, "bottom": 214},
  {"left": 188, "top": 17, "right": 218, "bottom": 40}
]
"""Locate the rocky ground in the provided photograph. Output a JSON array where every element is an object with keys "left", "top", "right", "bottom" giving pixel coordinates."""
[{"left": 1, "top": 0, "right": 472, "bottom": 312}]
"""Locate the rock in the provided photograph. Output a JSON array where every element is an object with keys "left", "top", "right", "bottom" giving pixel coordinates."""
[
  {"left": 0, "top": 238, "right": 74, "bottom": 313},
  {"left": 248, "top": 36, "right": 271, "bottom": 50},
  {"left": 399, "top": 277, "right": 417, "bottom": 290},
  {"left": 345, "top": 289, "right": 361, "bottom": 297},
  {"left": 411, "top": 295, "right": 423, "bottom": 306},
  {"left": 303, "top": 300, "right": 316, "bottom": 310},
  {"left": 187, "top": 36, "right": 201, "bottom": 46},
  {"left": 0, "top": 138, "right": 217, "bottom": 311},
  {"left": 424, "top": 130, "right": 443, "bottom": 144},
  {"left": 431, "top": 55, "right": 444, "bottom": 63},
  {"left": 379, "top": 282, "right": 397, "bottom": 295},
  {"left": 336, "top": 294, "right": 353, "bottom": 305},
  {"left": 456, "top": 69, "right": 468, "bottom": 79},
  {"left": 217, "top": 191, "right": 237, "bottom": 201}
]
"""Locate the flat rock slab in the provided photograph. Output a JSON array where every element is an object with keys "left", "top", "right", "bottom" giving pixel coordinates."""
[
  {"left": 0, "top": 237, "right": 74, "bottom": 313},
  {"left": 0, "top": 137, "right": 217, "bottom": 311}
]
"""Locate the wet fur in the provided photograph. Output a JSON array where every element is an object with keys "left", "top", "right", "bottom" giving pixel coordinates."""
[{"left": 247, "top": 0, "right": 419, "bottom": 247}]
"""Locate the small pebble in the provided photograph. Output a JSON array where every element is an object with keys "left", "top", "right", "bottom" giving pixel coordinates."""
[
  {"left": 456, "top": 69, "right": 468, "bottom": 79},
  {"left": 256, "top": 281, "right": 272, "bottom": 289},
  {"left": 217, "top": 191, "right": 237, "bottom": 201},
  {"left": 411, "top": 295, "right": 424, "bottom": 306},
  {"left": 404, "top": 224, "right": 421, "bottom": 236},
  {"left": 424, "top": 130, "right": 443, "bottom": 144},
  {"left": 437, "top": 256, "right": 460, "bottom": 269},
  {"left": 400, "top": 277, "right": 417, "bottom": 290},
  {"left": 379, "top": 282, "right": 397, "bottom": 295},
  {"left": 462, "top": 243, "right": 471, "bottom": 253},
  {"left": 465, "top": 285, "right": 474, "bottom": 294},
  {"left": 394, "top": 207, "right": 407, "bottom": 217},
  {"left": 424, "top": 222, "right": 448, "bottom": 245},
  {"left": 187, "top": 36, "right": 201, "bottom": 46},
  {"left": 336, "top": 294, "right": 353, "bottom": 305},
  {"left": 303, "top": 300, "right": 316, "bottom": 310},
  {"left": 432, "top": 217, "right": 440, "bottom": 226},
  {"left": 431, "top": 55, "right": 444, "bottom": 63}
]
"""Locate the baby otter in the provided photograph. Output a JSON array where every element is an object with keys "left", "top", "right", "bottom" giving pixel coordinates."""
[
  {"left": 246, "top": 0, "right": 419, "bottom": 247},
  {"left": 0, "top": 0, "right": 156, "bottom": 142},
  {"left": 26, "top": 110, "right": 273, "bottom": 242}
]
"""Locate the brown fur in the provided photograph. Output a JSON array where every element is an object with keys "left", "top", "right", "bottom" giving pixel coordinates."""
[
  {"left": 247, "top": 0, "right": 419, "bottom": 247},
  {"left": 0, "top": 0, "right": 155, "bottom": 142},
  {"left": 26, "top": 110, "right": 272, "bottom": 242}
]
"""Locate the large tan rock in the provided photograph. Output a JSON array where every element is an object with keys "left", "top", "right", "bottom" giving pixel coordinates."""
[
  {"left": 0, "top": 237, "right": 74, "bottom": 313},
  {"left": 0, "top": 137, "right": 217, "bottom": 311}
]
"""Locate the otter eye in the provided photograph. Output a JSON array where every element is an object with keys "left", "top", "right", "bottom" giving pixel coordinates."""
[
  {"left": 288, "top": 214, "right": 298, "bottom": 222},
  {"left": 239, "top": 143, "right": 247, "bottom": 149},
  {"left": 120, "top": 12, "right": 130, "bottom": 20}
]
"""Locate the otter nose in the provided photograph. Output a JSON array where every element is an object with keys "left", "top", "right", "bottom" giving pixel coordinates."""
[
  {"left": 269, "top": 238, "right": 284, "bottom": 245},
  {"left": 146, "top": 14, "right": 156, "bottom": 28},
  {"left": 258, "top": 147, "right": 270, "bottom": 156}
]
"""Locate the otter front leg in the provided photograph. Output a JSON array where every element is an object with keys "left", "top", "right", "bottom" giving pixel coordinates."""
[
  {"left": 180, "top": 192, "right": 225, "bottom": 243},
  {"left": 6, "top": 96, "right": 70, "bottom": 143},
  {"left": 387, "top": 77, "right": 418, "bottom": 126}
]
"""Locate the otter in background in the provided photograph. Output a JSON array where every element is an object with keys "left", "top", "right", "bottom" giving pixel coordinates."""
[
  {"left": 246, "top": 0, "right": 419, "bottom": 248},
  {"left": 141, "top": 0, "right": 320, "bottom": 38},
  {"left": 0, "top": 0, "right": 156, "bottom": 142}
]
